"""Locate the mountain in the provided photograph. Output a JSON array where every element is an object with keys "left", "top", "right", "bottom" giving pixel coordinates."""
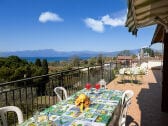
[{"left": 0, "top": 49, "right": 140, "bottom": 57}]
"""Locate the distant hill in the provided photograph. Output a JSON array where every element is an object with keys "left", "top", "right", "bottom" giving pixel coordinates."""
[{"left": 0, "top": 49, "right": 140, "bottom": 57}]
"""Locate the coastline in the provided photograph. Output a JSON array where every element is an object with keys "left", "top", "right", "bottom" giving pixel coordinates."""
[{"left": 21, "top": 57, "right": 90, "bottom": 63}]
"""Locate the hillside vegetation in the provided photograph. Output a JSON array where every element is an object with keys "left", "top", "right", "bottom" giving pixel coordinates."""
[{"left": 0, "top": 56, "right": 48, "bottom": 83}]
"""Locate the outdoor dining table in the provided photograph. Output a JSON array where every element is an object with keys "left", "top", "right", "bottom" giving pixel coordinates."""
[{"left": 19, "top": 88, "right": 123, "bottom": 126}]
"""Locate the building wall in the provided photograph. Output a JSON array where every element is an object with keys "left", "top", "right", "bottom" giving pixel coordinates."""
[{"left": 148, "top": 61, "right": 162, "bottom": 69}]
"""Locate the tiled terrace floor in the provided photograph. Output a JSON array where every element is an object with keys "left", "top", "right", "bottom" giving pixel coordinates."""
[{"left": 107, "top": 69, "right": 168, "bottom": 126}]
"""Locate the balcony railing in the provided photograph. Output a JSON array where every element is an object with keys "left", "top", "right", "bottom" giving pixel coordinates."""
[{"left": 0, "top": 62, "right": 117, "bottom": 125}]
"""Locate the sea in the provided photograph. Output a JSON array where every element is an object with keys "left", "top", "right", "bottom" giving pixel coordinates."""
[{"left": 21, "top": 57, "right": 90, "bottom": 63}]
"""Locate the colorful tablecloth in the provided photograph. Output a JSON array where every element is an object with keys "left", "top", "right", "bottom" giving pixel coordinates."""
[{"left": 19, "top": 88, "right": 123, "bottom": 126}]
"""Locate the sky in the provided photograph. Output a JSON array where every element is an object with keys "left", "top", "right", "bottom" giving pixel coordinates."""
[{"left": 0, "top": 0, "right": 162, "bottom": 52}]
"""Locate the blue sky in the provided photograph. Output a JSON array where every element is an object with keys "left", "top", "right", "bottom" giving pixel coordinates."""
[{"left": 0, "top": 0, "right": 162, "bottom": 52}]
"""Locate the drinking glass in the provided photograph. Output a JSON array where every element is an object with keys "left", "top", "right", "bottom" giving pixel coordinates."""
[
  {"left": 95, "top": 83, "right": 100, "bottom": 91},
  {"left": 85, "top": 83, "right": 91, "bottom": 90},
  {"left": 33, "top": 111, "right": 40, "bottom": 123}
]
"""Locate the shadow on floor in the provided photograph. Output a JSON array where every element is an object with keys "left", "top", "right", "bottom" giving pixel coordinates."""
[
  {"left": 117, "top": 80, "right": 142, "bottom": 85},
  {"left": 152, "top": 69, "right": 162, "bottom": 83},
  {"left": 137, "top": 69, "right": 168, "bottom": 126},
  {"left": 126, "top": 115, "right": 139, "bottom": 126},
  {"left": 117, "top": 75, "right": 144, "bottom": 85}
]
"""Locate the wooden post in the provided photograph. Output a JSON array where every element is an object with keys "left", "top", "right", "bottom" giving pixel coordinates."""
[{"left": 162, "top": 32, "right": 168, "bottom": 112}]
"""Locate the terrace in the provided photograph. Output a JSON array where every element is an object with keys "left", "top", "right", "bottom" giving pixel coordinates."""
[
  {"left": 1, "top": 0, "right": 168, "bottom": 125},
  {"left": 1, "top": 60, "right": 168, "bottom": 126}
]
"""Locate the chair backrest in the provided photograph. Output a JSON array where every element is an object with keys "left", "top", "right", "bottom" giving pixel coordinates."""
[
  {"left": 99, "top": 79, "right": 107, "bottom": 89},
  {"left": 54, "top": 87, "right": 68, "bottom": 101},
  {"left": 0, "top": 106, "right": 23, "bottom": 126},
  {"left": 121, "top": 90, "right": 134, "bottom": 105},
  {"left": 119, "top": 68, "right": 125, "bottom": 75},
  {"left": 140, "top": 62, "right": 148, "bottom": 69},
  {"left": 131, "top": 67, "right": 139, "bottom": 75},
  {"left": 118, "top": 99, "right": 131, "bottom": 126},
  {"left": 119, "top": 90, "right": 134, "bottom": 126}
]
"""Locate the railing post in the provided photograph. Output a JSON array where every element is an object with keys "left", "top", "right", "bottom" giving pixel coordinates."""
[
  {"left": 24, "top": 80, "right": 28, "bottom": 119},
  {"left": 61, "top": 73, "right": 63, "bottom": 87},
  {"left": 101, "top": 63, "right": 103, "bottom": 79},
  {"left": 60, "top": 72, "right": 64, "bottom": 100},
  {"left": 110, "top": 62, "right": 112, "bottom": 81},
  {"left": 88, "top": 67, "right": 90, "bottom": 82},
  {"left": 116, "top": 60, "right": 118, "bottom": 69},
  {"left": 78, "top": 68, "right": 81, "bottom": 90}
]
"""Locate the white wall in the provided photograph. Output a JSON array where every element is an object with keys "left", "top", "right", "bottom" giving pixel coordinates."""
[{"left": 148, "top": 61, "right": 162, "bottom": 69}]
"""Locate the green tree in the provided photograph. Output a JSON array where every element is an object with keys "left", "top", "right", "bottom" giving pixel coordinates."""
[
  {"left": 143, "top": 48, "right": 154, "bottom": 57},
  {"left": 81, "top": 60, "right": 88, "bottom": 66},
  {"left": 118, "top": 50, "right": 131, "bottom": 56},
  {"left": 12, "top": 67, "right": 25, "bottom": 80},
  {"left": 0, "top": 58, "right": 5, "bottom": 67},
  {"left": 70, "top": 56, "right": 80, "bottom": 67},
  {"left": 35, "top": 58, "right": 42, "bottom": 67},
  {"left": 5, "top": 56, "right": 28, "bottom": 68},
  {"left": 113, "top": 56, "right": 117, "bottom": 60},
  {"left": 0, "top": 66, "right": 14, "bottom": 82},
  {"left": 42, "top": 59, "right": 48, "bottom": 74},
  {"left": 0, "top": 56, "right": 29, "bottom": 82},
  {"left": 41, "top": 59, "right": 49, "bottom": 95},
  {"left": 97, "top": 54, "right": 104, "bottom": 65},
  {"left": 132, "top": 54, "right": 137, "bottom": 59},
  {"left": 89, "top": 57, "right": 96, "bottom": 66},
  {"left": 30, "top": 65, "right": 43, "bottom": 77},
  {"left": 0, "top": 56, "right": 48, "bottom": 84},
  {"left": 24, "top": 65, "right": 31, "bottom": 78}
]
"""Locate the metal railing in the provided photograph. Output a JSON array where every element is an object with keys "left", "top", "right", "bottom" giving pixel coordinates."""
[{"left": 0, "top": 62, "right": 117, "bottom": 125}]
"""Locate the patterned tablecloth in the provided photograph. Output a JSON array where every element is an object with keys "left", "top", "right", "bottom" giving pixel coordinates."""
[{"left": 19, "top": 88, "right": 123, "bottom": 126}]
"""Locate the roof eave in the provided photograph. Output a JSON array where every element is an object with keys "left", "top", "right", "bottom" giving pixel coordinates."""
[{"left": 151, "top": 24, "right": 165, "bottom": 45}]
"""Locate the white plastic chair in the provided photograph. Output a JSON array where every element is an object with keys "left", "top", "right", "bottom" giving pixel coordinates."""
[
  {"left": 119, "top": 68, "right": 125, "bottom": 75},
  {"left": 118, "top": 98, "right": 131, "bottom": 126},
  {"left": 109, "top": 90, "right": 133, "bottom": 126},
  {"left": 121, "top": 90, "right": 134, "bottom": 105},
  {"left": 131, "top": 67, "right": 139, "bottom": 83},
  {"left": 54, "top": 87, "right": 68, "bottom": 101},
  {"left": 0, "top": 106, "right": 24, "bottom": 126},
  {"left": 119, "top": 90, "right": 134, "bottom": 126},
  {"left": 140, "top": 62, "right": 148, "bottom": 69},
  {"left": 119, "top": 68, "right": 125, "bottom": 83},
  {"left": 140, "top": 62, "right": 148, "bottom": 74},
  {"left": 99, "top": 79, "right": 107, "bottom": 89}
]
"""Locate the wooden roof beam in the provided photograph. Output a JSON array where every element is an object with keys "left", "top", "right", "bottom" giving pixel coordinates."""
[{"left": 154, "top": 16, "right": 168, "bottom": 33}]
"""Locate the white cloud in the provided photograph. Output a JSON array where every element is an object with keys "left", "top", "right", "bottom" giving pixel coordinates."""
[
  {"left": 84, "top": 10, "right": 126, "bottom": 32},
  {"left": 39, "top": 11, "right": 63, "bottom": 23},
  {"left": 101, "top": 14, "right": 126, "bottom": 27},
  {"left": 84, "top": 18, "right": 104, "bottom": 33}
]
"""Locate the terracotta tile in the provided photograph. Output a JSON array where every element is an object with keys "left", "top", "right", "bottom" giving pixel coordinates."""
[{"left": 107, "top": 69, "right": 168, "bottom": 126}]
